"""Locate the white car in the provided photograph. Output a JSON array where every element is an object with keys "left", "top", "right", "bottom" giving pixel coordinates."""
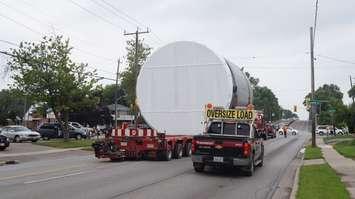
[
  {"left": 1, "top": 125, "right": 41, "bottom": 142},
  {"left": 316, "top": 125, "right": 329, "bottom": 135},
  {"left": 289, "top": 127, "right": 298, "bottom": 135},
  {"left": 69, "top": 122, "right": 93, "bottom": 136}
]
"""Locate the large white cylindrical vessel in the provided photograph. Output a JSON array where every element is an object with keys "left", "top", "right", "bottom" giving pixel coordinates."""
[{"left": 136, "top": 41, "right": 252, "bottom": 135}]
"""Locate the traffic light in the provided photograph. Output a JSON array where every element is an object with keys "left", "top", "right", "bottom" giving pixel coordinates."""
[{"left": 293, "top": 105, "right": 297, "bottom": 112}]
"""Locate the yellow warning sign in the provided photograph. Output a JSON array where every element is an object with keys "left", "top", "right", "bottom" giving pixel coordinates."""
[{"left": 205, "top": 108, "right": 256, "bottom": 121}]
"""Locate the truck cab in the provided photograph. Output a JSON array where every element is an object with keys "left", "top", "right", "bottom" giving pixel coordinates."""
[{"left": 191, "top": 107, "right": 264, "bottom": 176}]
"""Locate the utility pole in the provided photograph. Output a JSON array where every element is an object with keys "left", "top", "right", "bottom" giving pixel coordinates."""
[
  {"left": 114, "top": 58, "right": 120, "bottom": 129},
  {"left": 124, "top": 27, "right": 149, "bottom": 125},
  {"left": 310, "top": 26, "right": 316, "bottom": 147}
]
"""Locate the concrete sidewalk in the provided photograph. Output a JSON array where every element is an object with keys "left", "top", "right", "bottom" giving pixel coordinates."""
[{"left": 318, "top": 137, "right": 355, "bottom": 199}]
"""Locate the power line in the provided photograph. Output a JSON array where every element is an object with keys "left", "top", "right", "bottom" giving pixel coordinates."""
[
  {"left": 0, "top": 39, "right": 114, "bottom": 75},
  {"left": 317, "top": 54, "right": 355, "bottom": 65},
  {"left": 0, "top": 39, "right": 18, "bottom": 47},
  {"left": 99, "top": 0, "right": 163, "bottom": 43},
  {"left": 0, "top": 12, "right": 42, "bottom": 35},
  {"left": 100, "top": 0, "right": 146, "bottom": 29},
  {"left": 7, "top": 0, "right": 108, "bottom": 50},
  {"left": 67, "top": 0, "right": 124, "bottom": 31},
  {"left": 0, "top": 11, "right": 115, "bottom": 62}
]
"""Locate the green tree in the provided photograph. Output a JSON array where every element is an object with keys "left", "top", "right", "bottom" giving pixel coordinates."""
[
  {"left": 282, "top": 109, "right": 299, "bottom": 119},
  {"left": 7, "top": 35, "right": 99, "bottom": 140},
  {"left": 245, "top": 71, "right": 286, "bottom": 121},
  {"left": 0, "top": 89, "right": 30, "bottom": 125},
  {"left": 120, "top": 38, "right": 151, "bottom": 112},
  {"left": 100, "top": 84, "right": 127, "bottom": 106},
  {"left": 304, "top": 84, "right": 346, "bottom": 127},
  {"left": 253, "top": 86, "right": 283, "bottom": 121},
  {"left": 348, "top": 86, "right": 355, "bottom": 99}
]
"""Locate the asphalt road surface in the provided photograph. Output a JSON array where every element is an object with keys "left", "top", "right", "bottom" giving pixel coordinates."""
[{"left": 0, "top": 120, "right": 310, "bottom": 199}]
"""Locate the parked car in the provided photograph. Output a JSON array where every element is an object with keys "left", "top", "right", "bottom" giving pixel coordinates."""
[
  {"left": 0, "top": 125, "right": 41, "bottom": 142},
  {"left": 0, "top": 134, "right": 10, "bottom": 151},
  {"left": 334, "top": 127, "right": 344, "bottom": 135},
  {"left": 316, "top": 125, "right": 328, "bottom": 135},
  {"left": 38, "top": 123, "right": 87, "bottom": 140},
  {"left": 69, "top": 122, "right": 92, "bottom": 136}
]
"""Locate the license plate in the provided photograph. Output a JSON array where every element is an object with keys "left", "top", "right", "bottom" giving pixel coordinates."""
[
  {"left": 213, "top": 156, "right": 223, "bottom": 162},
  {"left": 147, "top": 144, "right": 154, "bottom": 148},
  {"left": 120, "top": 142, "right": 127, "bottom": 146},
  {"left": 0, "top": 143, "right": 4, "bottom": 146}
]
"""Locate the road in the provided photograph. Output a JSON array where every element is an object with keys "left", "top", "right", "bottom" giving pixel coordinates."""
[{"left": 0, "top": 120, "right": 309, "bottom": 199}]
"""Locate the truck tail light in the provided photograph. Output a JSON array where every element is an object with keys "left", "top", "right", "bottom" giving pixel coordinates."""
[
  {"left": 243, "top": 142, "right": 251, "bottom": 157},
  {"left": 192, "top": 139, "right": 197, "bottom": 153}
]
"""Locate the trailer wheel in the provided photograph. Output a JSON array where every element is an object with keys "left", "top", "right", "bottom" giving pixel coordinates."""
[
  {"left": 183, "top": 143, "right": 192, "bottom": 157},
  {"left": 193, "top": 162, "right": 205, "bottom": 172},
  {"left": 174, "top": 143, "right": 183, "bottom": 159},
  {"left": 161, "top": 149, "right": 172, "bottom": 161}
]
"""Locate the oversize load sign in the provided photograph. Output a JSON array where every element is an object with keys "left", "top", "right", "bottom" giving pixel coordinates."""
[{"left": 205, "top": 109, "right": 255, "bottom": 121}]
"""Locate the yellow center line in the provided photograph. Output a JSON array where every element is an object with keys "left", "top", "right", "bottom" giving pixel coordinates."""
[{"left": 0, "top": 164, "right": 87, "bottom": 181}]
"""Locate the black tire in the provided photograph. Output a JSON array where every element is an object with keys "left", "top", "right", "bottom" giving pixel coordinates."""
[
  {"left": 0, "top": 147, "right": 5, "bottom": 151},
  {"left": 75, "top": 134, "right": 82, "bottom": 140},
  {"left": 245, "top": 155, "right": 255, "bottom": 176},
  {"left": 14, "top": 136, "right": 20, "bottom": 143},
  {"left": 174, "top": 143, "right": 183, "bottom": 159},
  {"left": 193, "top": 162, "right": 205, "bottom": 172},
  {"left": 162, "top": 149, "right": 172, "bottom": 161},
  {"left": 31, "top": 140, "right": 38, "bottom": 143},
  {"left": 258, "top": 146, "right": 264, "bottom": 167},
  {"left": 183, "top": 143, "right": 192, "bottom": 157}
]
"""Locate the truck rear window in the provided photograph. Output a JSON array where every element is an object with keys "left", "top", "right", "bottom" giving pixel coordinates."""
[{"left": 236, "top": 123, "right": 250, "bottom": 136}]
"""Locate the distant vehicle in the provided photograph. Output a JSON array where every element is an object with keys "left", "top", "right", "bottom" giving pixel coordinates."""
[
  {"left": 68, "top": 122, "right": 92, "bottom": 136},
  {"left": 38, "top": 123, "right": 87, "bottom": 140},
  {"left": 316, "top": 125, "right": 328, "bottom": 135},
  {"left": 0, "top": 125, "right": 40, "bottom": 142},
  {"left": 335, "top": 127, "right": 344, "bottom": 135},
  {"left": 265, "top": 123, "right": 276, "bottom": 138},
  {"left": 289, "top": 127, "right": 298, "bottom": 135},
  {"left": 0, "top": 134, "right": 10, "bottom": 151}
]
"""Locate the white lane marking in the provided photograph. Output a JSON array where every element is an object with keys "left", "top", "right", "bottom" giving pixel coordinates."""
[{"left": 24, "top": 171, "right": 87, "bottom": 184}]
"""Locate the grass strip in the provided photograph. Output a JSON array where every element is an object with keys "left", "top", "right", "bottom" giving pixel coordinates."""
[
  {"left": 33, "top": 139, "right": 94, "bottom": 149},
  {"left": 304, "top": 146, "right": 322, "bottom": 160},
  {"left": 334, "top": 139, "right": 355, "bottom": 160},
  {"left": 297, "top": 164, "right": 350, "bottom": 199}
]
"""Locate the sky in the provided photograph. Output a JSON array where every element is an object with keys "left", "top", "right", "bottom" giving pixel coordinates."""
[{"left": 0, "top": 0, "right": 354, "bottom": 120}]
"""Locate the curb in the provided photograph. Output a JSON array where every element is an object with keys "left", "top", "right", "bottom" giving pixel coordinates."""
[
  {"left": 289, "top": 159, "right": 302, "bottom": 199},
  {"left": 289, "top": 144, "right": 306, "bottom": 199}
]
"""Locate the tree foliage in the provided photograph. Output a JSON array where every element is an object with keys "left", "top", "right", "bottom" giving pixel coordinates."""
[
  {"left": 348, "top": 86, "right": 355, "bottom": 99},
  {"left": 304, "top": 84, "right": 348, "bottom": 127},
  {"left": 99, "top": 84, "right": 127, "bottom": 106},
  {"left": 245, "top": 71, "right": 296, "bottom": 121},
  {"left": 7, "top": 35, "right": 99, "bottom": 139},
  {"left": 0, "top": 89, "right": 30, "bottom": 125},
  {"left": 120, "top": 38, "right": 151, "bottom": 112}
]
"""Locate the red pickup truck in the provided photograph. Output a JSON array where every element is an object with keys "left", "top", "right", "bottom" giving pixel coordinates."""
[{"left": 191, "top": 108, "right": 264, "bottom": 176}]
